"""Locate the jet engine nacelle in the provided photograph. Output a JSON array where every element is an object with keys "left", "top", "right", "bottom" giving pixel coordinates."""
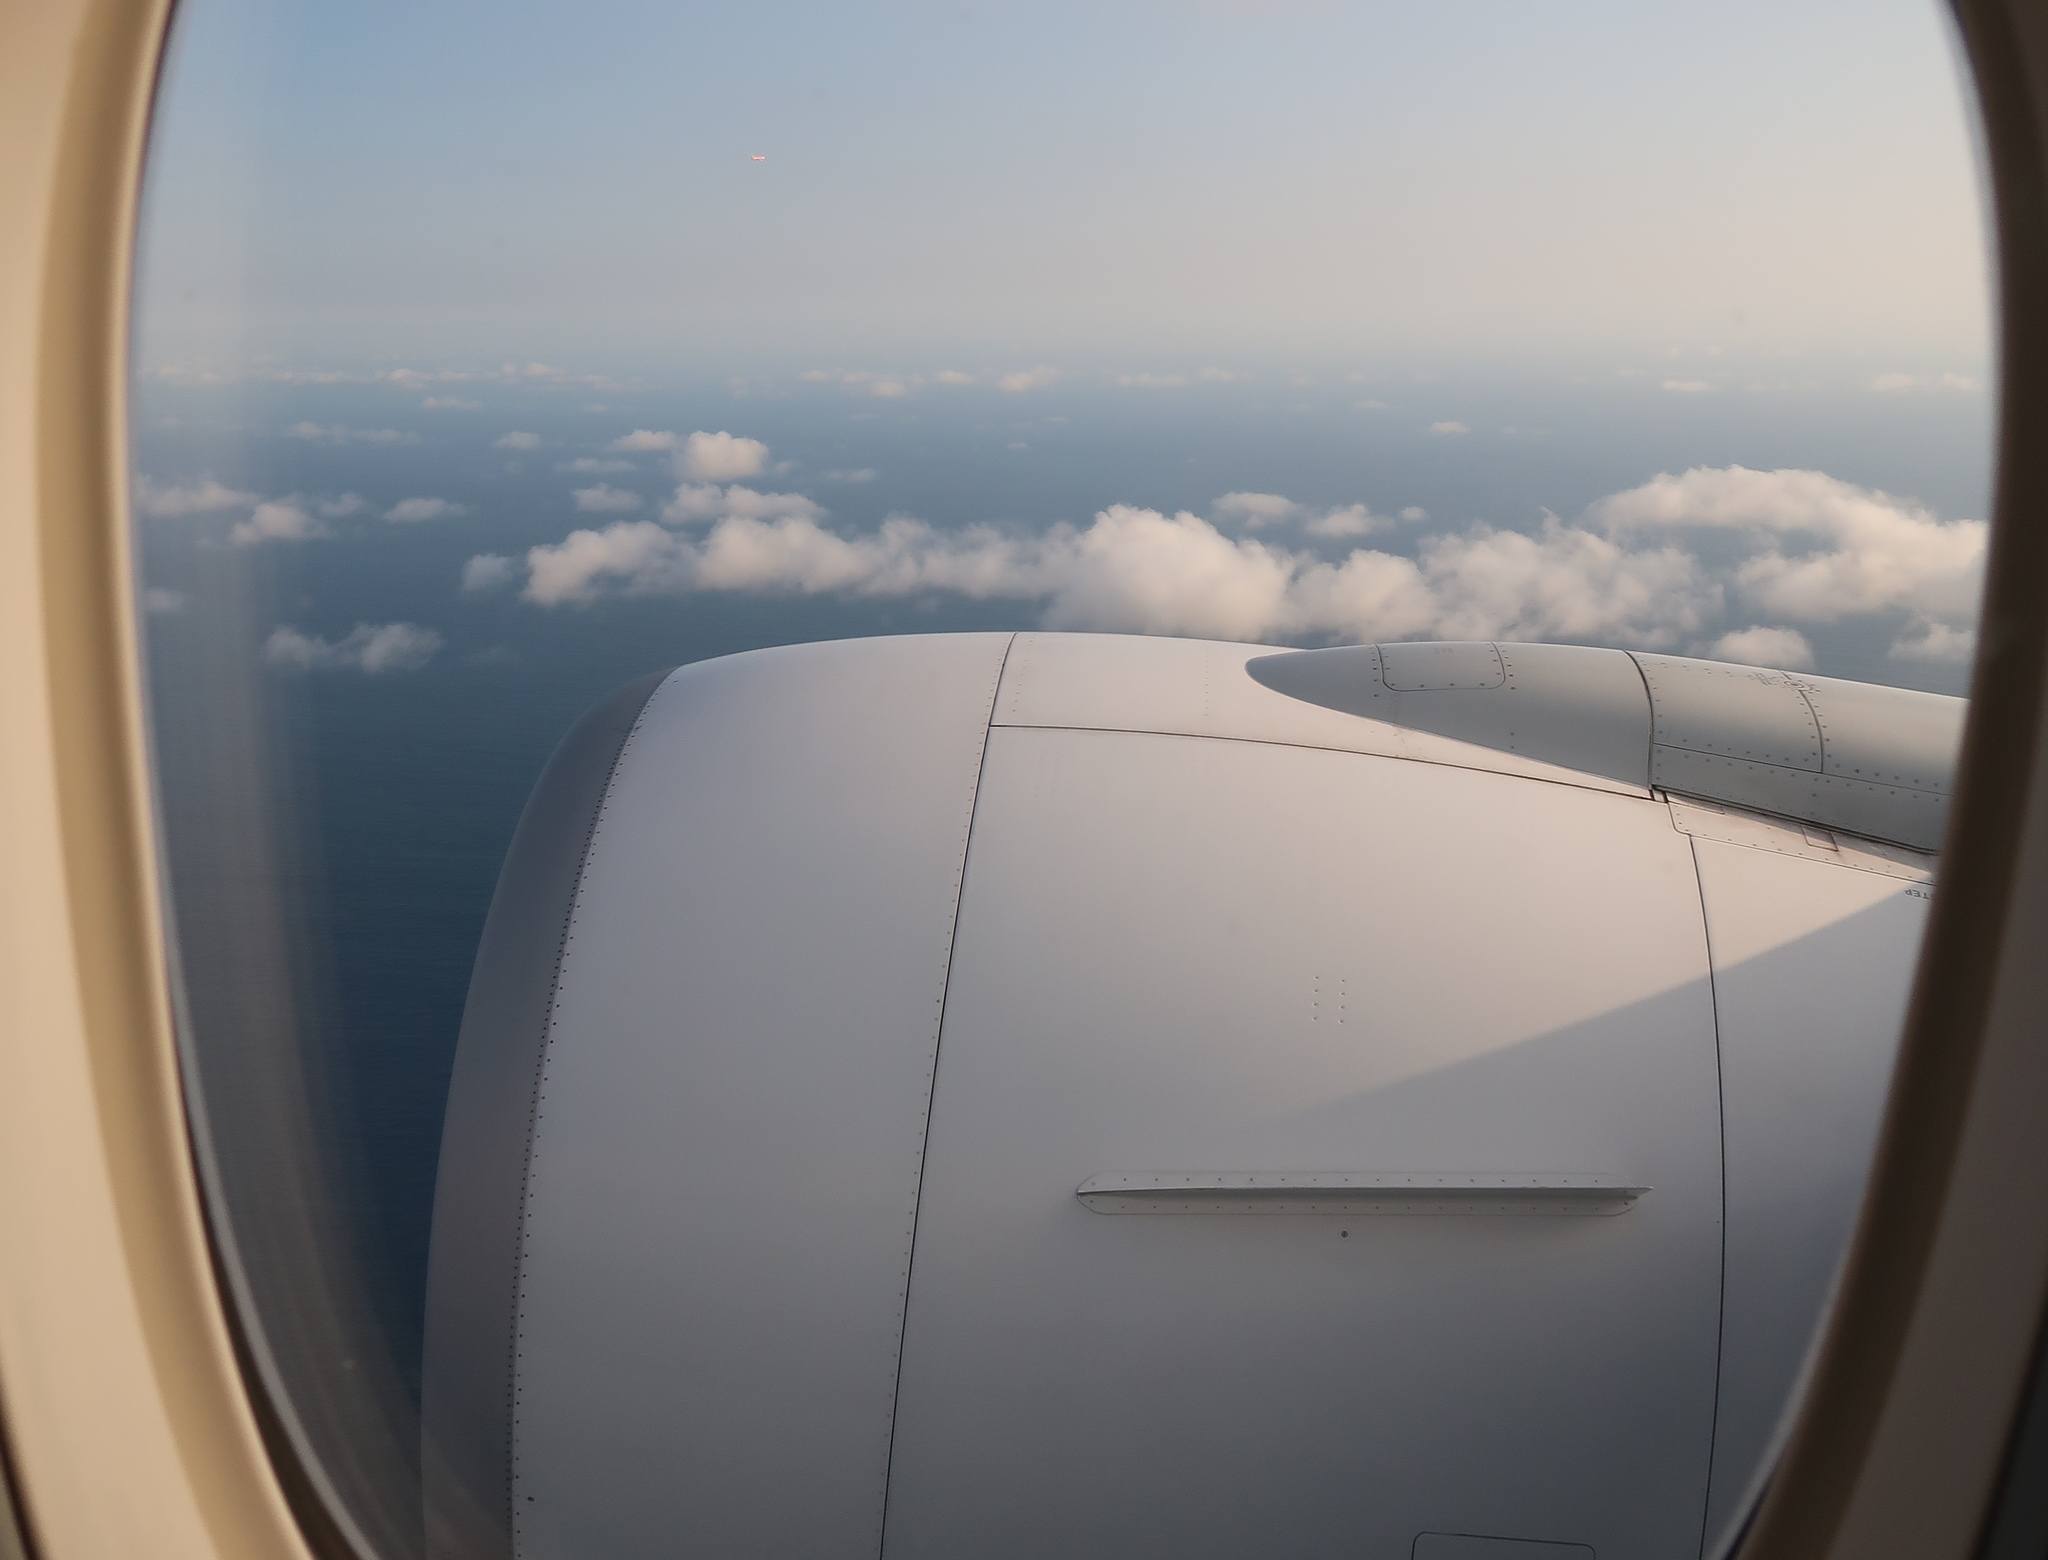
[{"left": 423, "top": 633, "right": 1958, "bottom": 1560}]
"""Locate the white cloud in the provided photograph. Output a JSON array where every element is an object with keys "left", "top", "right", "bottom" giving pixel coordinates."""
[
  {"left": 1406, "top": 517, "right": 1717, "bottom": 645},
  {"left": 461, "top": 554, "right": 518, "bottom": 593},
  {"left": 934, "top": 370, "right": 976, "bottom": 386},
  {"left": 1355, "top": 399, "right": 1390, "bottom": 411},
  {"left": 264, "top": 622, "right": 442, "bottom": 673},
  {"left": 510, "top": 500, "right": 1711, "bottom": 649},
  {"left": 287, "top": 422, "right": 415, "bottom": 445},
  {"left": 661, "top": 483, "right": 823, "bottom": 526},
  {"left": 141, "top": 360, "right": 627, "bottom": 393},
  {"left": 382, "top": 367, "right": 486, "bottom": 387},
  {"left": 315, "top": 493, "right": 368, "bottom": 519},
  {"left": 561, "top": 456, "right": 635, "bottom": 474},
  {"left": 495, "top": 431, "right": 543, "bottom": 451},
  {"left": 1661, "top": 378, "right": 1715, "bottom": 394},
  {"left": 230, "top": 501, "right": 324, "bottom": 547},
  {"left": 609, "top": 429, "right": 679, "bottom": 452},
  {"left": 133, "top": 476, "right": 258, "bottom": 519},
  {"left": 823, "top": 467, "right": 879, "bottom": 483},
  {"left": 1871, "top": 370, "right": 1981, "bottom": 394},
  {"left": 422, "top": 396, "right": 480, "bottom": 410},
  {"left": 1034, "top": 507, "right": 1297, "bottom": 639},
  {"left": 693, "top": 516, "right": 1034, "bottom": 601},
  {"left": 1114, "top": 367, "right": 1236, "bottom": 389},
  {"left": 1398, "top": 506, "right": 1428, "bottom": 523},
  {"left": 997, "top": 366, "right": 1060, "bottom": 393},
  {"left": 1304, "top": 504, "right": 1380, "bottom": 540},
  {"left": 524, "top": 521, "right": 682, "bottom": 606},
  {"left": 1206, "top": 493, "right": 1383, "bottom": 541},
  {"left": 678, "top": 430, "right": 771, "bottom": 482},
  {"left": 499, "top": 463, "right": 1981, "bottom": 665},
  {"left": 800, "top": 368, "right": 931, "bottom": 396},
  {"left": 140, "top": 363, "right": 231, "bottom": 386},
  {"left": 386, "top": 496, "right": 467, "bottom": 523},
  {"left": 1589, "top": 465, "right": 1985, "bottom": 623},
  {"left": 573, "top": 483, "right": 644, "bottom": 513},
  {"left": 1890, "top": 617, "right": 1977, "bottom": 663},
  {"left": 142, "top": 587, "right": 186, "bottom": 615},
  {"left": 1706, "top": 625, "right": 1815, "bottom": 670},
  {"left": 1428, "top": 420, "right": 1470, "bottom": 436},
  {"left": 1212, "top": 492, "right": 1299, "bottom": 529}
]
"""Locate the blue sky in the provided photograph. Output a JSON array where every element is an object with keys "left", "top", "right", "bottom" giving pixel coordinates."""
[{"left": 138, "top": 0, "right": 1990, "bottom": 370}]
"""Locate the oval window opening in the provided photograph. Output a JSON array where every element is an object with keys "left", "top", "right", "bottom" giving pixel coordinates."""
[{"left": 128, "top": 3, "right": 1992, "bottom": 1556}]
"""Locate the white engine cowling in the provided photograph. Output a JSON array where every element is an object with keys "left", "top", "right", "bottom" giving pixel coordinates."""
[{"left": 424, "top": 633, "right": 1956, "bottom": 1560}]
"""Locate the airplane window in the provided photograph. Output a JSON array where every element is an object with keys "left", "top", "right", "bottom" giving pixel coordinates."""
[{"left": 128, "top": 2, "right": 1990, "bottom": 1556}]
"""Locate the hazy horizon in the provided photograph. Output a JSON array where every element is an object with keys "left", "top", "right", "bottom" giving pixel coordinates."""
[{"left": 137, "top": 0, "right": 1989, "bottom": 368}]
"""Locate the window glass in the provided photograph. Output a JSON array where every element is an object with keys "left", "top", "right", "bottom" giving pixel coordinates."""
[{"left": 131, "top": 3, "right": 1990, "bottom": 1555}]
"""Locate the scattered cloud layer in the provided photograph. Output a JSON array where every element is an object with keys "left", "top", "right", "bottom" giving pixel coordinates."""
[
  {"left": 386, "top": 496, "right": 467, "bottom": 523},
  {"left": 573, "top": 483, "right": 644, "bottom": 513},
  {"left": 1428, "top": 420, "right": 1470, "bottom": 436},
  {"left": 609, "top": 429, "right": 679, "bottom": 452},
  {"left": 823, "top": 467, "right": 879, "bottom": 483},
  {"left": 1589, "top": 465, "right": 1985, "bottom": 624},
  {"left": 134, "top": 477, "right": 258, "bottom": 518},
  {"left": 230, "top": 501, "right": 323, "bottom": 547},
  {"left": 1870, "top": 371, "right": 1980, "bottom": 393},
  {"left": 264, "top": 622, "right": 442, "bottom": 673},
  {"left": 138, "top": 477, "right": 370, "bottom": 541},
  {"left": 800, "top": 368, "right": 979, "bottom": 398},
  {"left": 287, "top": 422, "right": 416, "bottom": 445},
  {"left": 1112, "top": 367, "right": 1236, "bottom": 389},
  {"left": 996, "top": 366, "right": 1060, "bottom": 393},
  {"left": 476, "top": 463, "right": 1981, "bottom": 669},
  {"left": 146, "top": 360, "right": 627, "bottom": 393},
  {"left": 495, "top": 431, "right": 543, "bottom": 451},
  {"left": 495, "top": 500, "right": 1713, "bottom": 649},
  {"left": 662, "top": 483, "right": 821, "bottom": 525},
  {"left": 1211, "top": 492, "right": 1384, "bottom": 540}
]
